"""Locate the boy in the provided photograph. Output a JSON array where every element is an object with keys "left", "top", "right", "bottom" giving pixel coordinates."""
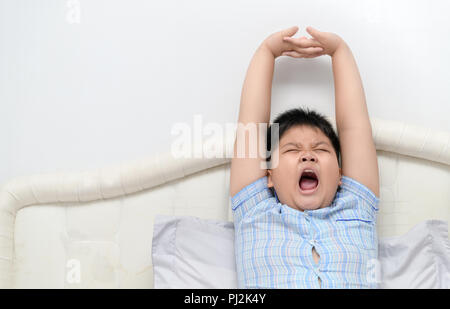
[{"left": 229, "top": 26, "right": 380, "bottom": 288}]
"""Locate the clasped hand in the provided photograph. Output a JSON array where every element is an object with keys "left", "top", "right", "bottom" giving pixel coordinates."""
[{"left": 262, "top": 26, "right": 344, "bottom": 59}]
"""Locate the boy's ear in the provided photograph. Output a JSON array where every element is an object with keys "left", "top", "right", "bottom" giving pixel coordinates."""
[{"left": 267, "top": 169, "right": 273, "bottom": 188}]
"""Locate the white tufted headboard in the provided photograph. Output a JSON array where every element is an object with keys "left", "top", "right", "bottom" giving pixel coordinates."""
[{"left": 0, "top": 117, "right": 449, "bottom": 288}]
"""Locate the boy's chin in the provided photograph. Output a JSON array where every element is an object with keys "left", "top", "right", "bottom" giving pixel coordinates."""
[
  {"left": 301, "top": 205, "right": 323, "bottom": 211},
  {"left": 295, "top": 199, "right": 323, "bottom": 211}
]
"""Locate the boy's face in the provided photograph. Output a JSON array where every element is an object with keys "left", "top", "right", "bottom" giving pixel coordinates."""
[{"left": 267, "top": 125, "right": 342, "bottom": 211}]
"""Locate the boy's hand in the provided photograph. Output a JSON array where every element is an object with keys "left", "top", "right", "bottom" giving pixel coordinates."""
[
  {"left": 261, "top": 26, "right": 324, "bottom": 58},
  {"left": 282, "top": 26, "right": 344, "bottom": 58}
]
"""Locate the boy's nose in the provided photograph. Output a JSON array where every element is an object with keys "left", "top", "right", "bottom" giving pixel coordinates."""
[{"left": 301, "top": 152, "right": 316, "bottom": 162}]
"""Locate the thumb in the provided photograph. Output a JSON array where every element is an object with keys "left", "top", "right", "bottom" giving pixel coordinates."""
[
  {"left": 306, "top": 26, "right": 321, "bottom": 39},
  {"left": 282, "top": 25, "right": 299, "bottom": 37}
]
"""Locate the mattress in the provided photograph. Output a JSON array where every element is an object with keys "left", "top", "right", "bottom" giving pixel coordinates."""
[{"left": 0, "top": 117, "right": 449, "bottom": 288}]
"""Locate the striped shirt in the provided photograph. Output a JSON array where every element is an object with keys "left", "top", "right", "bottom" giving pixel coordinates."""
[{"left": 231, "top": 175, "right": 380, "bottom": 289}]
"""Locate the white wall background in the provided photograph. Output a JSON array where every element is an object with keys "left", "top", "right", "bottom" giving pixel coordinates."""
[{"left": 1, "top": 0, "right": 449, "bottom": 186}]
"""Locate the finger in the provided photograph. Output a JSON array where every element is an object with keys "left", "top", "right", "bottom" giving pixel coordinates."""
[
  {"left": 281, "top": 50, "right": 304, "bottom": 58},
  {"left": 306, "top": 37, "right": 322, "bottom": 46},
  {"left": 299, "top": 53, "right": 321, "bottom": 58},
  {"left": 294, "top": 47, "right": 324, "bottom": 54},
  {"left": 281, "top": 25, "right": 299, "bottom": 38},
  {"left": 283, "top": 37, "right": 322, "bottom": 48},
  {"left": 281, "top": 50, "right": 320, "bottom": 58},
  {"left": 306, "top": 26, "right": 323, "bottom": 41}
]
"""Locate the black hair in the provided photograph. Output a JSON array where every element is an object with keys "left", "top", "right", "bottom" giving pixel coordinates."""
[{"left": 266, "top": 107, "right": 341, "bottom": 168}]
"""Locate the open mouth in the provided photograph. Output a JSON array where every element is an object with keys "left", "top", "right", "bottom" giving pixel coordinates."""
[{"left": 299, "top": 169, "right": 319, "bottom": 193}]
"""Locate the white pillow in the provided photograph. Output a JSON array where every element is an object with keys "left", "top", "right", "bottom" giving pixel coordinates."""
[
  {"left": 151, "top": 215, "right": 238, "bottom": 288},
  {"left": 151, "top": 216, "right": 450, "bottom": 289},
  {"left": 378, "top": 220, "right": 450, "bottom": 288}
]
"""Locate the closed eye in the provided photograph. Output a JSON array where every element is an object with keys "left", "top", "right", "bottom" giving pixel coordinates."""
[{"left": 285, "top": 149, "right": 328, "bottom": 153}]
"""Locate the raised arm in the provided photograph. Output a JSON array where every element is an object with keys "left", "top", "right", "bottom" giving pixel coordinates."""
[
  {"left": 230, "top": 26, "right": 324, "bottom": 198},
  {"left": 282, "top": 26, "right": 380, "bottom": 197},
  {"left": 229, "top": 44, "right": 273, "bottom": 198},
  {"left": 331, "top": 41, "right": 380, "bottom": 197},
  {"left": 305, "top": 27, "right": 380, "bottom": 197}
]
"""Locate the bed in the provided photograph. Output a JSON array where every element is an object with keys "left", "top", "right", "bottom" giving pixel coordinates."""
[{"left": 0, "top": 117, "right": 449, "bottom": 288}]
